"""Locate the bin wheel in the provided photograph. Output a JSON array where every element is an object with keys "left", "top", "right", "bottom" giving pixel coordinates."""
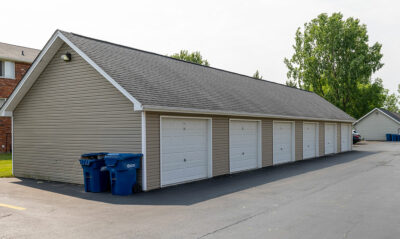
[{"left": 133, "top": 183, "right": 141, "bottom": 193}]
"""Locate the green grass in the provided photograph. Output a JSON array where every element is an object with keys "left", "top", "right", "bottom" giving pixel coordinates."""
[{"left": 0, "top": 153, "right": 12, "bottom": 177}]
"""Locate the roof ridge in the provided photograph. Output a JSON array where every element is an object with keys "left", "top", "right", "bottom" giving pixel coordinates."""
[{"left": 65, "top": 31, "right": 314, "bottom": 95}]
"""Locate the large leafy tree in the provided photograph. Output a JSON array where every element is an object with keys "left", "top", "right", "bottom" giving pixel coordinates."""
[
  {"left": 170, "top": 50, "right": 210, "bottom": 66},
  {"left": 383, "top": 84, "right": 400, "bottom": 113},
  {"left": 284, "top": 13, "right": 385, "bottom": 118}
]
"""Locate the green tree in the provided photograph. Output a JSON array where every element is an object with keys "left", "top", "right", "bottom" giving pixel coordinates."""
[
  {"left": 286, "top": 79, "right": 297, "bottom": 88},
  {"left": 349, "top": 78, "right": 387, "bottom": 118},
  {"left": 284, "top": 12, "right": 385, "bottom": 118},
  {"left": 253, "top": 70, "right": 263, "bottom": 79},
  {"left": 383, "top": 84, "right": 400, "bottom": 113},
  {"left": 170, "top": 50, "right": 210, "bottom": 66},
  {"left": 384, "top": 93, "right": 399, "bottom": 112}
]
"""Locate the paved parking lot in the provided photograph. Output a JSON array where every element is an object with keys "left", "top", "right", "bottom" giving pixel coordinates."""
[{"left": 1, "top": 141, "right": 400, "bottom": 239}]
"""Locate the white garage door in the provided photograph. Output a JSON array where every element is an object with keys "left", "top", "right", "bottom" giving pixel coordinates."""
[
  {"left": 273, "top": 122, "right": 294, "bottom": 164},
  {"left": 325, "top": 124, "right": 336, "bottom": 154},
  {"left": 160, "top": 117, "right": 210, "bottom": 186},
  {"left": 303, "top": 122, "right": 318, "bottom": 159},
  {"left": 229, "top": 120, "right": 260, "bottom": 172},
  {"left": 341, "top": 124, "right": 350, "bottom": 152}
]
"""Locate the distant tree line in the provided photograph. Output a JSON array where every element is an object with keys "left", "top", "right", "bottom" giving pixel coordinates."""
[
  {"left": 169, "top": 14, "right": 399, "bottom": 118},
  {"left": 284, "top": 12, "right": 399, "bottom": 118}
]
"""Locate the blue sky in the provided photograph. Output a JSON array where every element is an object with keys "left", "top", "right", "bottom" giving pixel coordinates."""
[{"left": 2, "top": 0, "right": 398, "bottom": 92}]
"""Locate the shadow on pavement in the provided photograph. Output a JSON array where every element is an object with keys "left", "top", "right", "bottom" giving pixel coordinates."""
[{"left": 13, "top": 150, "right": 377, "bottom": 206}]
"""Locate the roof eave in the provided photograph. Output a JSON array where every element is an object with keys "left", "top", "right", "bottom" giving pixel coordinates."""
[
  {"left": 353, "top": 108, "right": 400, "bottom": 125},
  {"left": 0, "top": 57, "right": 36, "bottom": 64},
  {"left": 142, "top": 105, "right": 355, "bottom": 123}
]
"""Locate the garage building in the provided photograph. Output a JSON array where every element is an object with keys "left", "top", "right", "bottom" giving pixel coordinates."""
[
  {"left": 0, "top": 31, "right": 354, "bottom": 191},
  {"left": 353, "top": 108, "right": 400, "bottom": 140}
]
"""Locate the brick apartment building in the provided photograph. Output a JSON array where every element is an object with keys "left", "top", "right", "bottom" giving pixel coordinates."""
[{"left": 0, "top": 42, "right": 39, "bottom": 152}]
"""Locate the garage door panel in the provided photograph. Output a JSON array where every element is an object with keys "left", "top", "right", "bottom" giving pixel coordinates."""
[
  {"left": 161, "top": 117, "right": 210, "bottom": 186},
  {"left": 273, "top": 122, "right": 293, "bottom": 164},
  {"left": 341, "top": 124, "right": 350, "bottom": 152},
  {"left": 303, "top": 123, "right": 317, "bottom": 159},
  {"left": 162, "top": 167, "right": 207, "bottom": 185},
  {"left": 229, "top": 120, "right": 260, "bottom": 173},
  {"left": 325, "top": 124, "right": 336, "bottom": 154}
]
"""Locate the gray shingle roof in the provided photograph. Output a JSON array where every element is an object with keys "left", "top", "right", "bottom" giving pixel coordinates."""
[
  {"left": 61, "top": 31, "right": 354, "bottom": 122},
  {"left": 0, "top": 42, "right": 40, "bottom": 63},
  {"left": 379, "top": 108, "right": 400, "bottom": 123}
]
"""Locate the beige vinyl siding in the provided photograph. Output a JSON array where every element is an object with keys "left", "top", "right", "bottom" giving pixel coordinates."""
[
  {"left": 295, "top": 121, "right": 303, "bottom": 161},
  {"left": 212, "top": 116, "right": 229, "bottom": 176},
  {"left": 13, "top": 44, "right": 142, "bottom": 184},
  {"left": 146, "top": 112, "right": 161, "bottom": 190},
  {"left": 337, "top": 123, "right": 341, "bottom": 152},
  {"left": 262, "top": 119, "right": 273, "bottom": 167},
  {"left": 319, "top": 122, "right": 325, "bottom": 156}
]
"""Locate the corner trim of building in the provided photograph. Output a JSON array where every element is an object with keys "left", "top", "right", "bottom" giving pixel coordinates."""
[
  {"left": 11, "top": 116, "right": 14, "bottom": 176},
  {"left": 141, "top": 111, "right": 147, "bottom": 191}
]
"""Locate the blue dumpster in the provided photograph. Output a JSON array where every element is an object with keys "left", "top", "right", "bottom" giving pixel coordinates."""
[
  {"left": 79, "top": 153, "right": 109, "bottom": 193},
  {"left": 104, "top": 153, "right": 142, "bottom": 196},
  {"left": 386, "top": 134, "right": 392, "bottom": 141}
]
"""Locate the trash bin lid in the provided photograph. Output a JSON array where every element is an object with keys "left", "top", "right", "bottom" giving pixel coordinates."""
[
  {"left": 81, "top": 152, "right": 109, "bottom": 158},
  {"left": 105, "top": 153, "right": 143, "bottom": 160},
  {"left": 104, "top": 153, "right": 143, "bottom": 167},
  {"left": 79, "top": 158, "right": 104, "bottom": 166}
]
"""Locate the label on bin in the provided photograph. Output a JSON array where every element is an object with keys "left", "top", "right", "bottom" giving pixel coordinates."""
[{"left": 126, "top": 163, "right": 136, "bottom": 168}]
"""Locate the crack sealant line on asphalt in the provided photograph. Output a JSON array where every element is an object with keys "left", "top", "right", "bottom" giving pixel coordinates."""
[{"left": 0, "top": 203, "right": 26, "bottom": 211}]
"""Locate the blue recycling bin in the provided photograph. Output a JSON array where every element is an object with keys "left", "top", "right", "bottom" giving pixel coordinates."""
[
  {"left": 79, "top": 153, "right": 109, "bottom": 193},
  {"left": 393, "top": 134, "right": 400, "bottom": 141},
  {"left": 386, "top": 134, "right": 392, "bottom": 141},
  {"left": 104, "top": 153, "right": 142, "bottom": 196}
]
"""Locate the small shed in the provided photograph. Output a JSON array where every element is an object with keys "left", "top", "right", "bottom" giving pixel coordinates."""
[{"left": 353, "top": 108, "right": 400, "bottom": 140}]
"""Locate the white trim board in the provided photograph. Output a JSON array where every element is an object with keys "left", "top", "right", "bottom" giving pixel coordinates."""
[
  {"left": 0, "top": 30, "right": 143, "bottom": 116},
  {"left": 141, "top": 111, "right": 147, "bottom": 191}
]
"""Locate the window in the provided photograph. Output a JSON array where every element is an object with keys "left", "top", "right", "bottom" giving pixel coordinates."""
[
  {"left": 0, "top": 60, "right": 15, "bottom": 79},
  {"left": 0, "top": 98, "right": 6, "bottom": 108}
]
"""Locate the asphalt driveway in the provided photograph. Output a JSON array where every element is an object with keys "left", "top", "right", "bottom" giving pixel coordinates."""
[{"left": 1, "top": 141, "right": 399, "bottom": 239}]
